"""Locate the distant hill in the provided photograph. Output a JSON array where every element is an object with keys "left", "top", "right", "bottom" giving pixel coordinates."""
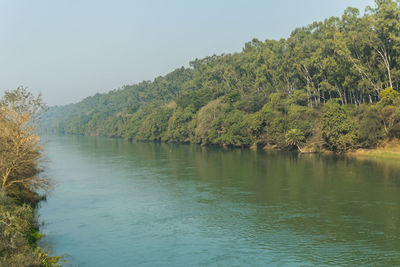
[{"left": 43, "top": 0, "right": 400, "bottom": 152}]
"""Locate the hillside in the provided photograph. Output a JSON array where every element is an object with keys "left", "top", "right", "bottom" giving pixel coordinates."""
[{"left": 43, "top": 0, "right": 400, "bottom": 153}]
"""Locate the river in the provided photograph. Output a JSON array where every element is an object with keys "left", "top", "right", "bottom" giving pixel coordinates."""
[{"left": 39, "top": 135, "right": 400, "bottom": 266}]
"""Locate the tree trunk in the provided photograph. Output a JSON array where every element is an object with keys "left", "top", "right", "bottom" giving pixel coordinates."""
[
  {"left": 376, "top": 46, "right": 393, "bottom": 89},
  {"left": 296, "top": 144, "right": 304, "bottom": 153}
]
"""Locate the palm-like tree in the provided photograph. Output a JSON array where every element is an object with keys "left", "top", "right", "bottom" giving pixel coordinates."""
[{"left": 285, "top": 128, "right": 306, "bottom": 152}]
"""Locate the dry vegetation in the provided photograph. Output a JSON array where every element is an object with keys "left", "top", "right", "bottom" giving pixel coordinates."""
[{"left": 0, "top": 87, "right": 59, "bottom": 266}]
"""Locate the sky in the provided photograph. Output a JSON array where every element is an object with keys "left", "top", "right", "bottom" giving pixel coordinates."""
[{"left": 0, "top": 0, "right": 374, "bottom": 106}]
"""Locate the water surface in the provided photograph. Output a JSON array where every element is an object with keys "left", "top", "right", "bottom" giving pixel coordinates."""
[{"left": 40, "top": 135, "right": 400, "bottom": 266}]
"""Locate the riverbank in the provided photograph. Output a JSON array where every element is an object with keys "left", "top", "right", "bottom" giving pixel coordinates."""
[
  {"left": 0, "top": 88, "right": 60, "bottom": 266},
  {"left": 347, "top": 140, "right": 400, "bottom": 159},
  {"left": 260, "top": 138, "right": 400, "bottom": 160}
]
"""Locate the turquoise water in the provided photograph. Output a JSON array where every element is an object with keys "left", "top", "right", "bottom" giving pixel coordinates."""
[{"left": 39, "top": 135, "right": 400, "bottom": 266}]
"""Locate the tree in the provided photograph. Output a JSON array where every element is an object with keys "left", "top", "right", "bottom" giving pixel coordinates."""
[
  {"left": 40, "top": 0, "right": 400, "bottom": 152},
  {"left": 208, "top": 109, "right": 253, "bottom": 147},
  {"left": 0, "top": 88, "right": 60, "bottom": 266},
  {"left": 166, "top": 106, "right": 195, "bottom": 142},
  {"left": 285, "top": 129, "right": 306, "bottom": 152},
  {"left": 368, "top": 0, "right": 400, "bottom": 89},
  {"left": 378, "top": 87, "right": 400, "bottom": 136},
  {"left": 357, "top": 105, "right": 384, "bottom": 146},
  {"left": 0, "top": 87, "right": 49, "bottom": 194},
  {"left": 321, "top": 101, "right": 358, "bottom": 152},
  {"left": 137, "top": 106, "right": 174, "bottom": 141},
  {"left": 378, "top": 87, "right": 400, "bottom": 106}
]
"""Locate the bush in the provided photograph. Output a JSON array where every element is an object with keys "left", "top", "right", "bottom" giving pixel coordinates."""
[{"left": 321, "top": 101, "right": 358, "bottom": 152}]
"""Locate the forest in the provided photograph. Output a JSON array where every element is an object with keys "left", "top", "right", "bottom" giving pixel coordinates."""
[{"left": 43, "top": 0, "right": 400, "bottom": 153}]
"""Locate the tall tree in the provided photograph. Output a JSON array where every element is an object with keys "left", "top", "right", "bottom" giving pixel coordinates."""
[{"left": 0, "top": 87, "right": 49, "bottom": 193}]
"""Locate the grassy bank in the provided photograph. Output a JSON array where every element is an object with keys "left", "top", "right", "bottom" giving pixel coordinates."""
[{"left": 348, "top": 141, "right": 400, "bottom": 159}]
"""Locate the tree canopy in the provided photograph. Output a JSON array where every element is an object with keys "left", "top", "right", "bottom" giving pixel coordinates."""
[{"left": 43, "top": 0, "right": 400, "bottom": 153}]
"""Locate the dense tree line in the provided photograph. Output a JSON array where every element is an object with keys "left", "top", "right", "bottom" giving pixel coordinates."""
[
  {"left": 0, "top": 88, "right": 60, "bottom": 266},
  {"left": 44, "top": 0, "right": 400, "bottom": 153}
]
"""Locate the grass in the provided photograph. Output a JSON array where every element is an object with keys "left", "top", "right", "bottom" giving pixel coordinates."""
[{"left": 349, "top": 140, "right": 400, "bottom": 159}]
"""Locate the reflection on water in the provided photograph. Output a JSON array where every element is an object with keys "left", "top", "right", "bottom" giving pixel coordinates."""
[{"left": 40, "top": 135, "right": 400, "bottom": 266}]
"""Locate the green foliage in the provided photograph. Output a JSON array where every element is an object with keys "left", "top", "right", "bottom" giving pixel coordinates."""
[
  {"left": 378, "top": 87, "right": 400, "bottom": 106},
  {"left": 377, "top": 87, "right": 400, "bottom": 137},
  {"left": 43, "top": 0, "right": 400, "bottom": 152},
  {"left": 0, "top": 88, "right": 59, "bottom": 266},
  {"left": 288, "top": 91, "right": 308, "bottom": 106},
  {"left": 191, "top": 100, "right": 226, "bottom": 144},
  {"left": 208, "top": 109, "right": 253, "bottom": 147},
  {"left": 0, "top": 194, "right": 60, "bottom": 267},
  {"left": 287, "top": 105, "right": 315, "bottom": 138},
  {"left": 137, "top": 106, "right": 174, "bottom": 141},
  {"left": 166, "top": 106, "right": 195, "bottom": 142},
  {"left": 321, "top": 101, "right": 358, "bottom": 152},
  {"left": 285, "top": 129, "right": 306, "bottom": 150},
  {"left": 357, "top": 105, "right": 384, "bottom": 146},
  {"left": 380, "top": 105, "right": 400, "bottom": 137}
]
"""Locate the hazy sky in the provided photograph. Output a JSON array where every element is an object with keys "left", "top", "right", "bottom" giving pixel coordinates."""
[{"left": 0, "top": 0, "right": 374, "bottom": 106}]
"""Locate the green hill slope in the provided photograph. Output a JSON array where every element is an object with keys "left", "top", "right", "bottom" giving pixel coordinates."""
[{"left": 43, "top": 0, "right": 400, "bottom": 152}]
